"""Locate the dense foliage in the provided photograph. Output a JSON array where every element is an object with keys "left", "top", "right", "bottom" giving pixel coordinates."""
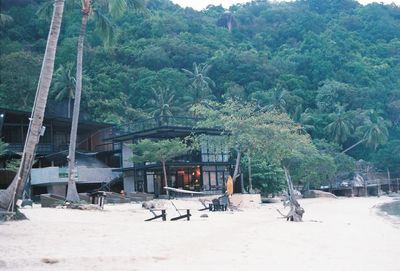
[{"left": 1, "top": 0, "right": 399, "bottom": 181}]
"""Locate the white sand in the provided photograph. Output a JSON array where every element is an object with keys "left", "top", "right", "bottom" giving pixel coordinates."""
[{"left": 0, "top": 196, "right": 399, "bottom": 271}]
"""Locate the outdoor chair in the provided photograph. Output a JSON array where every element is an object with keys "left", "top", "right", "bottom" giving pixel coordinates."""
[
  {"left": 144, "top": 209, "right": 167, "bottom": 222},
  {"left": 170, "top": 201, "right": 191, "bottom": 221},
  {"left": 210, "top": 194, "right": 229, "bottom": 211}
]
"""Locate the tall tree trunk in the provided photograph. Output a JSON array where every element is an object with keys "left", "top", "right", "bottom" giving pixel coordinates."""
[
  {"left": 161, "top": 160, "right": 168, "bottom": 195},
  {"left": 67, "top": 96, "right": 71, "bottom": 118},
  {"left": 0, "top": 0, "right": 65, "bottom": 211},
  {"left": 232, "top": 149, "right": 241, "bottom": 183},
  {"left": 342, "top": 139, "right": 365, "bottom": 153},
  {"left": 248, "top": 151, "right": 252, "bottom": 193},
  {"left": 66, "top": 12, "right": 89, "bottom": 202}
]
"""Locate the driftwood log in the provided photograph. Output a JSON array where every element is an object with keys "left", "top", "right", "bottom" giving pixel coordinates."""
[{"left": 277, "top": 168, "right": 304, "bottom": 222}]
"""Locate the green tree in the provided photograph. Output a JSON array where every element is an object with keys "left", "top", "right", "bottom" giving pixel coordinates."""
[
  {"left": 343, "top": 110, "right": 390, "bottom": 153},
  {"left": 51, "top": 63, "right": 76, "bottom": 118},
  {"left": 182, "top": 62, "right": 215, "bottom": 108},
  {"left": 129, "top": 138, "right": 191, "bottom": 195},
  {"left": 147, "top": 87, "right": 178, "bottom": 125},
  {"left": 326, "top": 106, "right": 353, "bottom": 145}
]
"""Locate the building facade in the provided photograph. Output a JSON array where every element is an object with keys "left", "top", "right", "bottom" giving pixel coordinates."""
[
  {"left": 110, "top": 116, "right": 233, "bottom": 196},
  {"left": 0, "top": 108, "right": 120, "bottom": 196}
]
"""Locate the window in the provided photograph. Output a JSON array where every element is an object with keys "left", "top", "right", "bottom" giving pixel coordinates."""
[{"left": 200, "top": 137, "right": 230, "bottom": 163}]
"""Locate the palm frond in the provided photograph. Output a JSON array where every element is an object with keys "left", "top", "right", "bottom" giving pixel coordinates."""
[{"left": 92, "top": 9, "right": 116, "bottom": 46}]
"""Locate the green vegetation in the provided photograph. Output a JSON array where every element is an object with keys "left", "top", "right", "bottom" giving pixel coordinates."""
[{"left": 1, "top": 0, "right": 399, "bottom": 192}]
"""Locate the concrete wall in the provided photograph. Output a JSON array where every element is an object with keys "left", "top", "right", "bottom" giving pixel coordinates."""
[
  {"left": 31, "top": 166, "right": 119, "bottom": 185},
  {"left": 31, "top": 167, "right": 60, "bottom": 185},
  {"left": 122, "top": 140, "right": 134, "bottom": 168},
  {"left": 47, "top": 183, "right": 66, "bottom": 197},
  {"left": 123, "top": 171, "right": 135, "bottom": 193}
]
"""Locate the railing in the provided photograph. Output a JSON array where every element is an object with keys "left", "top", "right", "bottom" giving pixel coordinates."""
[
  {"left": 112, "top": 116, "right": 203, "bottom": 138},
  {"left": 8, "top": 143, "right": 68, "bottom": 155},
  {"left": 94, "top": 142, "right": 122, "bottom": 152}
]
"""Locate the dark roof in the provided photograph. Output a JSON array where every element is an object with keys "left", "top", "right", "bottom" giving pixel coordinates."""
[
  {"left": 0, "top": 107, "right": 112, "bottom": 129},
  {"left": 108, "top": 116, "right": 224, "bottom": 141}
]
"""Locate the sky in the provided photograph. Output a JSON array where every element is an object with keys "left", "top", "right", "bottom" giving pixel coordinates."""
[{"left": 170, "top": 0, "right": 400, "bottom": 10}]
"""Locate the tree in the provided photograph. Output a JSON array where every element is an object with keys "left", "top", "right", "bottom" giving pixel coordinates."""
[
  {"left": 51, "top": 63, "right": 76, "bottom": 118},
  {"left": 0, "top": 13, "right": 13, "bottom": 26},
  {"left": 0, "top": 0, "right": 65, "bottom": 211},
  {"left": 192, "top": 99, "right": 314, "bottom": 192},
  {"left": 325, "top": 105, "right": 353, "bottom": 145},
  {"left": 129, "top": 139, "right": 191, "bottom": 195},
  {"left": 147, "top": 87, "right": 178, "bottom": 125},
  {"left": 182, "top": 62, "right": 215, "bottom": 109},
  {"left": 342, "top": 110, "right": 390, "bottom": 153},
  {"left": 217, "top": 11, "right": 237, "bottom": 32},
  {"left": 66, "top": 0, "right": 146, "bottom": 202}
]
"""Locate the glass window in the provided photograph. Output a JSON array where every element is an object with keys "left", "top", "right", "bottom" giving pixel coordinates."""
[{"left": 210, "top": 172, "right": 217, "bottom": 188}]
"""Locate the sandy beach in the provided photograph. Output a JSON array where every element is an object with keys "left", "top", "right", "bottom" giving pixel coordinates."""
[{"left": 0, "top": 196, "right": 399, "bottom": 271}]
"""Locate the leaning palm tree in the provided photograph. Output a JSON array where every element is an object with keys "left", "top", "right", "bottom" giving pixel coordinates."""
[
  {"left": 52, "top": 63, "right": 76, "bottom": 118},
  {"left": 66, "top": 0, "right": 146, "bottom": 202},
  {"left": 342, "top": 110, "right": 390, "bottom": 153},
  {"left": 0, "top": 0, "right": 65, "bottom": 211}
]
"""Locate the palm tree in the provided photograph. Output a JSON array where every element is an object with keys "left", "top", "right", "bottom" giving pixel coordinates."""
[
  {"left": 342, "top": 110, "right": 390, "bottom": 153},
  {"left": 0, "top": 0, "right": 65, "bottom": 211},
  {"left": 0, "top": 13, "right": 13, "bottom": 26},
  {"left": 265, "top": 86, "right": 288, "bottom": 113},
  {"left": 147, "top": 87, "right": 178, "bottom": 125},
  {"left": 325, "top": 106, "right": 353, "bottom": 145},
  {"left": 66, "top": 0, "right": 146, "bottom": 202},
  {"left": 52, "top": 63, "right": 76, "bottom": 118},
  {"left": 182, "top": 62, "right": 215, "bottom": 109}
]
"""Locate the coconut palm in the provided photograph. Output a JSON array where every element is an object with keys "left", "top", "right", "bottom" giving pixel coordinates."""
[
  {"left": 52, "top": 63, "right": 76, "bottom": 118},
  {"left": 0, "top": 0, "right": 65, "bottom": 211},
  {"left": 66, "top": 0, "right": 146, "bottom": 202},
  {"left": 182, "top": 62, "right": 215, "bottom": 109},
  {"left": 325, "top": 105, "right": 353, "bottom": 145},
  {"left": 0, "top": 13, "right": 13, "bottom": 26},
  {"left": 342, "top": 110, "right": 390, "bottom": 153},
  {"left": 148, "top": 87, "right": 179, "bottom": 125}
]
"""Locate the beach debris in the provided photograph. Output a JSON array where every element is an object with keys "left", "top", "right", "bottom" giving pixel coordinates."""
[
  {"left": 41, "top": 258, "right": 59, "bottom": 264},
  {"left": 277, "top": 168, "right": 305, "bottom": 222},
  {"left": 66, "top": 203, "right": 102, "bottom": 210},
  {"left": 200, "top": 214, "right": 208, "bottom": 218}
]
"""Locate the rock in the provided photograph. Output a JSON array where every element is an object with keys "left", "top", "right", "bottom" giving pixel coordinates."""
[
  {"left": 303, "top": 190, "right": 337, "bottom": 199},
  {"left": 142, "top": 201, "right": 156, "bottom": 209},
  {"left": 200, "top": 214, "right": 208, "bottom": 218}
]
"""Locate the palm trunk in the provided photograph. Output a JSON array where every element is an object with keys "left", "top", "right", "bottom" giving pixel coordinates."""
[
  {"left": 66, "top": 12, "right": 88, "bottom": 202},
  {"left": 161, "top": 160, "right": 168, "bottom": 195},
  {"left": 342, "top": 139, "right": 365, "bottom": 153},
  {"left": 232, "top": 149, "right": 241, "bottom": 187},
  {"left": 0, "top": 0, "right": 65, "bottom": 211},
  {"left": 67, "top": 96, "right": 71, "bottom": 118},
  {"left": 248, "top": 151, "right": 252, "bottom": 193}
]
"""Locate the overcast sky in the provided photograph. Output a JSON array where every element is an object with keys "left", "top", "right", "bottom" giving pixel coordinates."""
[{"left": 170, "top": 0, "right": 400, "bottom": 10}]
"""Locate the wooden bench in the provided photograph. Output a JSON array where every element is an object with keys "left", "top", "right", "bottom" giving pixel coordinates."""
[{"left": 144, "top": 209, "right": 167, "bottom": 222}]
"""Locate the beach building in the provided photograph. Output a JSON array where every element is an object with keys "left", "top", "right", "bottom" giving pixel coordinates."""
[
  {"left": 0, "top": 107, "right": 119, "bottom": 197},
  {"left": 109, "top": 116, "right": 235, "bottom": 196}
]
